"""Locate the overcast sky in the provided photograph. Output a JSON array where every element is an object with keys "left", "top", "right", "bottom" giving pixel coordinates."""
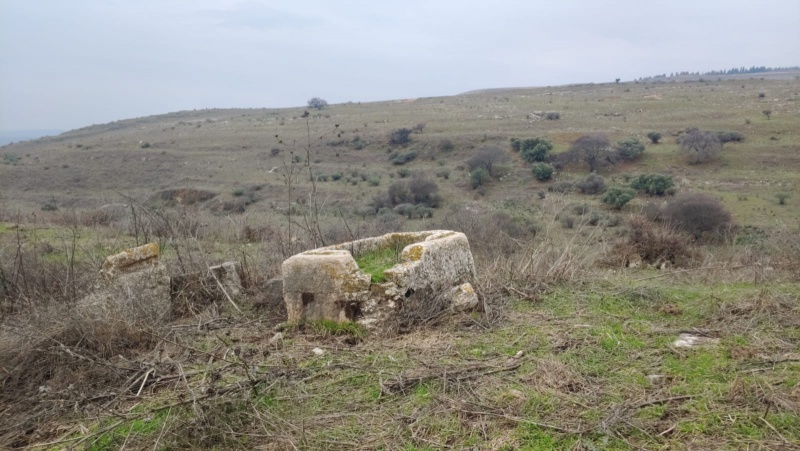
[{"left": 1, "top": 0, "right": 798, "bottom": 132}]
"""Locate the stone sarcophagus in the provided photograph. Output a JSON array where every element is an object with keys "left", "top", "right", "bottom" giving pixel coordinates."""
[{"left": 281, "top": 230, "right": 478, "bottom": 332}]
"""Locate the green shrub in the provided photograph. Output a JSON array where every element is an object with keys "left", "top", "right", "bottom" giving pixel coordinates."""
[
  {"left": 331, "top": 172, "right": 343, "bottom": 181},
  {"left": 602, "top": 188, "right": 635, "bottom": 210},
  {"left": 510, "top": 138, "right": 521, "bottom": 152},
  {"left": 615, "top": 138, "right": 645, "bottom": 161},
  {"left": 630, "top": 174, "right": 674, "bottom": 196},
  {"left": 545, "top": 111, "right": 560, "bottom": 120},
  {"left": 646, "top": 132, "right": 662, "bottom": 144},
  {"left": 233, "top": 188, "right": 245, "bottom": 197},
  {"left": 531, "top": 163, "right": 554, "bottom": 181},
  {"left": 520, "top": 138, "right": 553, "bottom": 163},
  {"left": 471, "top": 167, "right": 490, "bottom": 189},
  {"left": 397, "top": 168, "right": 411, "bottom": 178},
  {"left": 776, "top": 193, "right": 789, "bottom": 205},
  {"left": 367, "top": 176, "right": 381, "bottom": 186}
]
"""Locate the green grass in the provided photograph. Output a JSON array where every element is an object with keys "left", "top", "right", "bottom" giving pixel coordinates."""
[{"left": 354, "top": 246, "right": 401, "bottom": 283}]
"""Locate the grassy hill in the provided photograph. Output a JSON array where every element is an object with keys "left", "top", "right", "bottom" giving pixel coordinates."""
[{"left": 0, "top": 75, "right": 799, "bottom": 449}]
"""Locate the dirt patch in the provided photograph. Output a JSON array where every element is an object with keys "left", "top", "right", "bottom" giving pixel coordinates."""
[{"left": 151, "top": 188, "right": 217, "bottom": 206}]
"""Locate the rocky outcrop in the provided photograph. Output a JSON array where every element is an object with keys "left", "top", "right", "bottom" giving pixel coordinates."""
[{"left": 282, "top": 230, "right": 478, "bottom": 333}]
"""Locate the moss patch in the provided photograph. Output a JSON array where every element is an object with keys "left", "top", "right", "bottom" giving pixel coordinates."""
[{"left": 354, "top": 246, "right": 401, "bottom": 283}]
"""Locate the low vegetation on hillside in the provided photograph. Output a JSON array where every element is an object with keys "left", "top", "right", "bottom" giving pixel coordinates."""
[{"left": 1, "top": 74, "right": 799, "bottom": 449}]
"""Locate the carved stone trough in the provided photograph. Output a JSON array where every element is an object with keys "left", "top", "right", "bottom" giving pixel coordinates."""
[{"left": 281, "top": 230, "right": 478, "bottom": 333}]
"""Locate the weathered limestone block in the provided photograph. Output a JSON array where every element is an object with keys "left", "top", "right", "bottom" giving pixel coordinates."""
[
  {"left": 81, "top": 243, "right": 170, "bottom": 321},
  {"left": 282, "top": 250, "right": 371, "bottom": 323},
  {"left": 281, "top": 230, "right": 478, "bottom": 333},
  {"left": 100, "top": 242, "right": 160, "bottom": 279},
  {"left": 170, "top": 261, "right": 245, "bottom": 316}
]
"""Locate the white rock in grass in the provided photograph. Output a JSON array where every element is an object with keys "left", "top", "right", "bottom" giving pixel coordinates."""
[{"left": 312, "top": 347, "right": 325, "bottom": 356}]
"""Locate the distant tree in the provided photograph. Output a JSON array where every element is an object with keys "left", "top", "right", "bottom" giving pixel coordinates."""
[
  {"left": 646, "top": 132, "right": 662, "bottom": 144},
  {"left": 307, "top": 97, "right": 328, "bottom": 110},
  {"left": 570, "top": 133, "right": 612, "bottom": 172},
  {"left": 544, "top": 111, "right": 561, "bottom": 120},
  {"left": 466, "top": 146, "right": 510, "bottom": 177},
  {"left": 615, "top": 138, "right": 646, "bottom": 161},
  {"left": 520, "top": 138, "right": 553, "bottom": 163},
  {"left": 762, "top": 110, "right": 772, "bottom": 120},
  {"left": 678, "top": 129, "right": 722, "bottom": 164},
  {"left": 388, "top": 128, "right": 412, "bottom": 145},
  {"left": 615, "top": 78, "right": 621, "bottom": 84}
]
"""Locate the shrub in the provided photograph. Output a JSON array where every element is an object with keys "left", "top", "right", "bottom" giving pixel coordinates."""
[
  {"left": 367, "top": 176, "right": 381, "bottom": 186},
  {"left": 510, "top": 138, "right": 521, "bottom": 152},
  {"left": 630, "top": 174, "right": 674, "bottom": 196},
  {"left": 435, "top": 169, "right": 450, "bottom": 179},
  {"left": 716, "top": 131, "right": 745, "bottom": 143},
  {"left": 662, "top": 192, "right": 732, "bottom": 239},
  {"left": 678, "top": 128, "right": 722, "bottom": 164},
  {"left": 380, "top": 175, "right": 441, "bottom": 209},
  {"left": 233, "top": 188, "right": 245, "bottom": 197},
  {"left": 388, "top": 128, "right": 412, "bottom": 145},
  {"left": 520, "top": 138, "right": 553, "bottom": 163},
  {"left": 548, "top": 180, "right": 573, "bottom": 193},
  {"left": 438, "top": 139, "right": 455, "bottom": 152},
  {"left": 531, "top": 163, "right": 554, "bottom": 181},
  {"left": 576, "top": 174, "right": 607, "bottom": 194},
  {"left": 776, "top": 193, "right": 789, "bottom": 205},
  {"left": 397, "top": 168, "right": 411, "bottom": 178},
  {"left": 560, "top": 215, "right": 575, "bottom": 229},
  {"left": 470, "top": 167, "right": 490, "bottom": 189},
  {"left": 762, "top": 110, "right": 772, "bottom": 119},
  {"left": 466, "top": 146, "right": 510, "bottom": 177},
  {"left": 545, "top": 111, "right": 561, "bottom": 120},
  {"left": 602, "top": 188, "right": 635, "bottom": 210},
  {"left": 646, "top": 132, "right": 662, "bottom": 144},
  {"left": 626, "top": 216, "right": 693, "bottom": 266},
  {"left": 307, "top": 97, "right": 328, "bottom": 110},
  {"left": 391, "top": 151, "right": 418, "bottom": 165},
  {"left": 412, "top": 123, "right": 426, "bottom": 133},
  {"left": 331, "top": 172, "right": 343, "bottom": 181},
  {"left": 570, "top": 133, "right": 612, "bottom": 172},
  {"left": 139, "top": 141, "right": 151, "bottom": 149},
  {"left": 615, "top": 138, "right": 645, "bottom": 161},
  {"left": 758, "top": 92, "right": 766, "bottom": 98}
]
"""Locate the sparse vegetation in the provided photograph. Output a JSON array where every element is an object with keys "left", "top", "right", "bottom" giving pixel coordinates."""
[
  {"left": 1, "top": 74, "right": 799, "bottom": 450},
  {"left": 519, "top": 137, "right": 553, "bottom": 163},
  {"left": 646, "top": 131, "right": 662, "bottom": 144},
  {"left": 576, "top": 173, "right": 607, "bottom": 194}
]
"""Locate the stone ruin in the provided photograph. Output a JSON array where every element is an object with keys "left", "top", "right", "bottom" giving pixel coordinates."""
[
  {"left": 82, "top": 230, "right": 478, "bottom": 335},
  {"left": 80, "top": 243, "right": 245, "bottom": 319},
  {"left": 281, "top": 230, "right": 478, "bottom": 333}
]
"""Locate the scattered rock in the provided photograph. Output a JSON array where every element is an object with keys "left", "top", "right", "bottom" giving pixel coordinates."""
[
  {"left": 268, "top": 332, "right": 283, "bottom": 345},
  {"left": 311, "top": 347, "right": 325, "bottom": 356},
  {"left": 673, "top": 333, "right": 720, "bottom": 348},
  {"left": 170, "top": 261, "right": 245, "bottom": 317}
]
